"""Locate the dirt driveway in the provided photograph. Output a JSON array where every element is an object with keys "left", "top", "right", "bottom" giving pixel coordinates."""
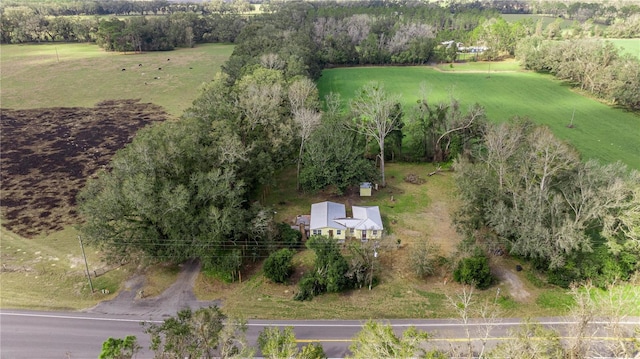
[{"left": 87, "top": 259, "right": 219, "bottom": 319}]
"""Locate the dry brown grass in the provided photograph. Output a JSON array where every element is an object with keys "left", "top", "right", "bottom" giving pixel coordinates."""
[{"left": 140, "top": 262, "right": 181, "bottom": 298}]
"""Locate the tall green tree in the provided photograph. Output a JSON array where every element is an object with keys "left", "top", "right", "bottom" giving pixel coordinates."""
[
  {"left": 288, "top": 78, "right": 321, "bottom": 190},
  {"left": 300, "top": 119, "right": 376, "bottom": 194},
  {"left": 257, "top": 327, "right": 299, "bottom": 359},
  {"left": 77, "top": 115, "right": 247, "bottom": 265}
]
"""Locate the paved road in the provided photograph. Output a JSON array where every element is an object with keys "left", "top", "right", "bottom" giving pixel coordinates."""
[{"left": 2, "top": 310, "right": 639, "bottom": 358}]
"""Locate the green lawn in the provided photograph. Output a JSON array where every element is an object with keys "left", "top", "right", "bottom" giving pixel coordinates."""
[
  {"left": 317, "top": 66, "right": 640, "bottom": 170},
  {"left": 1, "top": 43, "right": 234, "bottom": 117},
  {"left": 502, "top": 14, "right": 576, "bottom": 29},
  {"left": 436, "top": 59, "right": 522, "bottom": 72},
  {"left": 609, "top": 38, "right": 640, "bottom": 59}
]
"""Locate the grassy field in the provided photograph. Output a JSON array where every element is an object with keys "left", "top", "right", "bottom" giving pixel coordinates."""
[
  {"left": 0, "top": 225, "right": 133, "bottom": 310},
  {"left": 317, "top": 66, "right": 640, "bottom": 170},
  {"left": 436, "top": 59, "right": 521, "bottom": 72},
  {"left": 609, "top": 38, "right": 640, "bottom": 59},
  {"left": 1, "top": 43, "right": 234, "bottom": 117},
  {"left": 502, "top": 14, "right": 575, "bottom": 28}
]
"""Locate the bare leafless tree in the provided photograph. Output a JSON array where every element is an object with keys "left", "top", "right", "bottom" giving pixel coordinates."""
[
  {"left": 348, "top": 82, "right": 401, "bottom": 187},
  {"left": 288, "top": 78, "right": 321, "bottom": 190},
  {"left": 260, "top": 53, "right": 285, "bottom": 71}
]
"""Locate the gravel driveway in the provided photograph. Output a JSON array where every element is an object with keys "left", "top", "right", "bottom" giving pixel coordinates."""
[{"left": 86, "top": 259, "right": 220, "bottom": 319}]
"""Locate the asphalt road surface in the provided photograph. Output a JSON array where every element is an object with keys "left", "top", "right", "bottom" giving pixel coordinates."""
[{"left": 3, "top": 310, "right": 639, "bottom": 358}]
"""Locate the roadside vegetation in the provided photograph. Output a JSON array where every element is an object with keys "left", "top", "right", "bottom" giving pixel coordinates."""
[{"left": 1, "top": 0, "right": 639, "bottom": 341}]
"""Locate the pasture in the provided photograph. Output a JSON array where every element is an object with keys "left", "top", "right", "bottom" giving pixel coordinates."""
[
  {"left": 317, "top": 66, "right": 640, "bottom": 170},
  {"left": 502, "top": 13, "right": 576, "bottom": 29},
  {"left": 0, "top": 43, "right": 234, "bottom": 117},
  {"left": 609, "top": 38, "right": 640, "bottom": 59}
]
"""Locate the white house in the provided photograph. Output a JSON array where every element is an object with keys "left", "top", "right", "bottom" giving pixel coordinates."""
[{"left": 309, "top": 201, "right": 383, "bottom": 241}]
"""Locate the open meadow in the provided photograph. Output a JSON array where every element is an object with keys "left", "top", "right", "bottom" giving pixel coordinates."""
[
  {"left": 502, "top": 13, "right": 576, "bottom": 29},
  {"left": 317, "top": 66, "right": 640, "bottom": 170},
  {"left": 1, "top": 43, "right": 234, "bottom": 117},
  {"left": 609, "top": 38, "right": 640, "bottom": 59}
]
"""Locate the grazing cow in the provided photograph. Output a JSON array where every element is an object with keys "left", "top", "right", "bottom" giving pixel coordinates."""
[
  {"left": 122, "top": 68, "right": 126, "bottom": 71},
  {"left": 139, "top": 63, "right": 142, "bottom": 66},
  {"left": 158, "top": 67, "right": 162, "bottom": 70},
  {"left": 167, "top": 58, "right": 170, "bottom": 61}
]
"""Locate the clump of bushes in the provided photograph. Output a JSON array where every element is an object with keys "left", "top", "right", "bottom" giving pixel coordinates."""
[
  {"left": 453, "top": 251, "right": 494, "bottom": 289},
  {"left": 294, "top": 235, "right": 351, "bottom": 301},
  {"left": 547, "top": 246, "right": 639, "bottom": 288},
  {"left": 263, "top": 248, "right": 295, "bottom": 284},
  {"left": 276, "top": 222, "right": 302, "bottom": 249},
  {"left": 410, "top": 239, "right": 443, "bottom": 278}
]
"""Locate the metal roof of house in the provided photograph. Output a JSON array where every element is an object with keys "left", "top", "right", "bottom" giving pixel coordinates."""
[
  {"left": 351, "top": 206, "right": 383, "bottom": 230},
  {"left": 310, "top": 201, "right": 346, "bottom": 230}
]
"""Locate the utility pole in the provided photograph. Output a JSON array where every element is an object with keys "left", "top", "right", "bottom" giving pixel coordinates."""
[
  {"left": 78, "top": 235, "right": 94, "bottom": 293},
  {"left": 369, "top": 242, "right": 378, "bottom": 291}
]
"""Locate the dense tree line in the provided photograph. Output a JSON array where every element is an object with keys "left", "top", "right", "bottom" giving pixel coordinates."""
[
  {"left": 93, "top": 13, "right": 246, "bottom": 51},
  {"left": 0, "top": 0, "right": 253, "bottom": 17},
  {"left": 516, "top": 38, "right": 640, "bottom": 110},
  {"left": 454, "top": 119, "right": 640, "bottom": 286},
  {"left": 0, "top": 8, "right": 247, "bottom": 46},
  {"left": 529, "top": 0, "right": 640, "bottom": 25}
]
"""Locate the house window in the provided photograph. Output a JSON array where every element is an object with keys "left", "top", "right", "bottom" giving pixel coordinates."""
[
  {"left": 350, "top": 228, "right": 355, "bottom": 234},
  {"left": 313, "top": 229, "right": 321, "bottom": 235},
  {"left": 373, "top": 230, "right": 378, "bottom": 236},
  {"left": 337, "top": 230, "right": 341, "bottom": 235}
]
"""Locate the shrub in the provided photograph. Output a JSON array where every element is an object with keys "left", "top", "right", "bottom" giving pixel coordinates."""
[
  {"left": 263, "top": 249, "right": 295, "bottom": 284},
  {"left": 299, "top": 342, "right": 327, "bottom": 359},
  {"left": 294, "top": 273, "right": 323, "bottom": 301},
  {"left": 277, "top": 222, "right": 302, "bottom": 249},
  {"left": 410, "top": 240, "right": 441, "bottom": 278},
  {"left": 203, "top": 249, "right": 242, "bottom": 283},
  {"left": 548, "top": 246, "right": 639, "bottom": 288},
  {"left": 453, "top": 253, "right": 494, "bottom": 289},
  {"left": 295, "top": 236, "right": 351, "bottom": 300}
]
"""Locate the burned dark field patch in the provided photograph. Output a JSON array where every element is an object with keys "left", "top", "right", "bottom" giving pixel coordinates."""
[{"left": 1, "top": 99, "right": 168, "bottom": 237}]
